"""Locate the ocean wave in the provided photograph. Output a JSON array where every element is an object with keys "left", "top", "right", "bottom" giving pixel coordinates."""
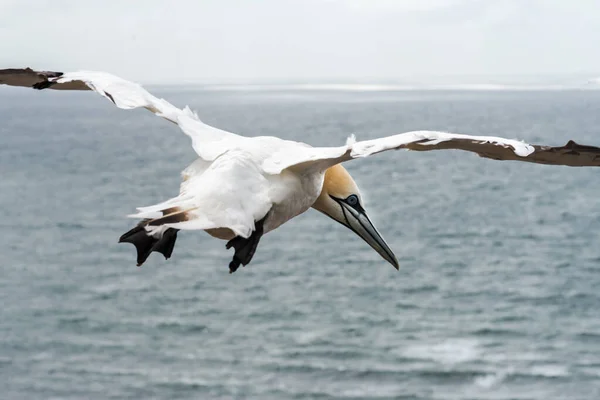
[
  {"left": 155, "top": 321, "right": 207, "bottom": 333},
  {"left": 474, "top": 369, "right": 512, "bottom": 388},
  {"left": 471, "top": 327, "right": 523, "bottom": 337},
  {"left": 527, "top": 364, "right": 569, "bottom": 378},
  {"left": 401, "top": 338, "right": 481, "bottom": 364},
  {"left": 472, "top": 364, "right": 569, "bottom": 389}
]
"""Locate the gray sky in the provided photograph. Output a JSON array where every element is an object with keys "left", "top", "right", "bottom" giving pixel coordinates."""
[{"left": 1, "top": 0, "right": 599, "bottom": 83}]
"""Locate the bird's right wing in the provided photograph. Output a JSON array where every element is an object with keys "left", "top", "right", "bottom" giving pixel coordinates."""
[
  {"left": 0, "top": 68, "right": 244, "bottom": 160},
  {"left": 262, "top": 131, "right": 600, "bottom": 174}
]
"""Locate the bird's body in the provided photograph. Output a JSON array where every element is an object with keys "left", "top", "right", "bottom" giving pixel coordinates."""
[
  {"left": 3, "top": 67, "right": 600, "bottom": 273},
  {"left": 175, "top": 143, "right": 326, "bottom": 240}
]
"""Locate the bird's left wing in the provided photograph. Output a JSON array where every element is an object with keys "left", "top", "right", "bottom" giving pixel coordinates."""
[
  {"left": 0, "top": 68, "right": 243, "bottom": 160},
  {"left": 262, "top": 130, "right": 600, "bottom": 174}
]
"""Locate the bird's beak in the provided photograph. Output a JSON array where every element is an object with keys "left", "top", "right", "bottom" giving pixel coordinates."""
[{"left": 336, "top": 200, "right": 400, "bottom": 270}]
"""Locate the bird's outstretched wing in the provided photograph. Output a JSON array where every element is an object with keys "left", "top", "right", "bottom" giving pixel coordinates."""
[
  {"left": 263, "top": 131, "right": 600, "bottom": 174},
  {"left": 0, "top": 68, "right": 243, "bottom": 160}
]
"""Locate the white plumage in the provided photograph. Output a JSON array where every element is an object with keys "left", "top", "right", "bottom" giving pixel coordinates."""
[{"left": 2, "top": 68, "right": 599, "bottom": 272}]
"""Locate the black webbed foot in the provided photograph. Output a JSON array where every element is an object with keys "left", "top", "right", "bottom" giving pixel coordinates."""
[
  {"left": 119, "top": 220, "right": 179, "bottom": 266},
  {"left": 226, "top": 217, "right": 266, "bottom": 274},
  {"left": 229, "top": 257, "right": 242, "bottom": 274}
]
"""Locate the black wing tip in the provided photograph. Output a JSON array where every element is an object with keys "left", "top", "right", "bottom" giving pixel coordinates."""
[
  {"left": 0, "top": 67, "right": 64, "bottom": 90},
  {"left": 32, "top": 80, "right": 55, "bottom": 90},
  {"left": 560, "top": 139, "right": 600, "bottom": 154},
  {"left": 33, "top": 70, "right": 64, "bottom": 90},
  {"left": 565, "top": 140, "right": 580, "bottom": 148}
]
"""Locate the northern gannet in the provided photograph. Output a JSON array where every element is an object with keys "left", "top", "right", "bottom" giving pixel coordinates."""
[{"left": 2, "top": 68, "right": 600, "bottom": 273}]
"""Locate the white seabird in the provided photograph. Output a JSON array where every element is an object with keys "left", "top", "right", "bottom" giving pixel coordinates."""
[{"left": 2, "top": 68, "right": 600, "bottom": 273}]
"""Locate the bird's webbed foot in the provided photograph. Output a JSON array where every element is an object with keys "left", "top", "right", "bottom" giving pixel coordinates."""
[{"left": 226, "top": 217, "right": 266, "bottom": 274}]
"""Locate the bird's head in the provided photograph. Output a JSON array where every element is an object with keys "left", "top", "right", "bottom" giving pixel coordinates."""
[{"left": 312, "top": 164, "right": 399, "bottom": 270}]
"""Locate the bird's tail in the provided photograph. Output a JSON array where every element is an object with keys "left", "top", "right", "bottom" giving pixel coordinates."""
[{"left": 118, "top": 219, "right": 180, "bottom": 267}]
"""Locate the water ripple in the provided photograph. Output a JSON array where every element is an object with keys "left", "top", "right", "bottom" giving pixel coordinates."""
[{"left": 2, "top": 89, "right": 600, "bottom": 399}]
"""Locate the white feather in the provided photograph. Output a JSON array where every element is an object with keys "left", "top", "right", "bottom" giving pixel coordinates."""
[
  {"left": 1, "top": 68, "right": 594, "bottom": 243},
  {"left": 50, "top": 71, "right": 241, "bottom": 162}
]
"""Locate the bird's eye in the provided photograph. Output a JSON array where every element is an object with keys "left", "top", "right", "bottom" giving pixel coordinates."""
[{"left": 346, "top": 195, "right": 359, "bottom": 206}]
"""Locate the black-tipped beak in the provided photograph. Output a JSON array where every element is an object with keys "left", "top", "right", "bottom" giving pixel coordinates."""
[{"left": 337, "top": 201, "right": 399, "bottom": 270}]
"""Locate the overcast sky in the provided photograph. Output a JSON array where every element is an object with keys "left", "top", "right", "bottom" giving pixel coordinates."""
[{"left": 1, "top": 0, "right": 599, "bottom": 83}]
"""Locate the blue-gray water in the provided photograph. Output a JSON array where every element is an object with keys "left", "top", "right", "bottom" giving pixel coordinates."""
[{"left": 1, "top": 87, "right": 600, "bottom": 400}]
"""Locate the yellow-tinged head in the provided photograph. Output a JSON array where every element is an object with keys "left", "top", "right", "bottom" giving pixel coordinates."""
[{"left": 312, "top": 164, "right": 399, "bottom": 270}]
